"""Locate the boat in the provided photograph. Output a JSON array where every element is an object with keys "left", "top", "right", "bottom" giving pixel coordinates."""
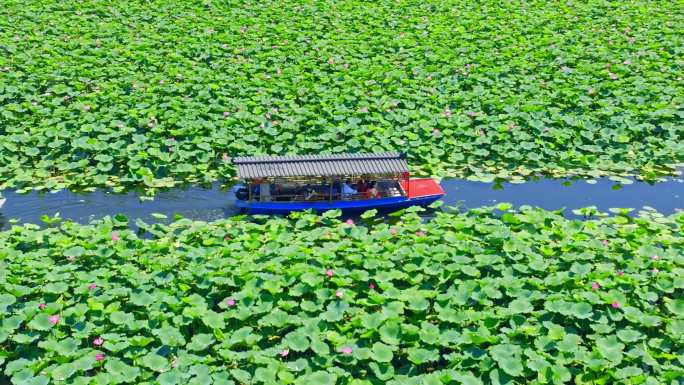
[
  {"left": 231, "top": 152, "right": 445, "bottom": 215},
  {"left": 0, "top": 197, "right": 5, "bottom": 209}
]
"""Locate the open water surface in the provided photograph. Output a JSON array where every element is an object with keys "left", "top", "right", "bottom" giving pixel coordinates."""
[{"left": 0, "top": 175, "right": 682, "bottom": 230}]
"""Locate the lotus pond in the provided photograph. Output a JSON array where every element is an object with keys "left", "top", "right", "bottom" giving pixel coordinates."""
[
  {"left": 1, "top": 208, "right": 683, "bottom": 384},
  {"left": 1, "top": 0, "right": 683, "bottom": 194}
]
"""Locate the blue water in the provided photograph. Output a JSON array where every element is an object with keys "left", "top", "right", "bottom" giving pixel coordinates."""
[{"left": 0, "top": 175, "right": 681, "bottom": 229}]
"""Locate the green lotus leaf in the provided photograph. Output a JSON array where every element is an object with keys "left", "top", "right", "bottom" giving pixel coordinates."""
[
  {"left": 54, "top": 338, "right": 80, "bottom": 357},
  {"left": 230, "top": 369, "right": 252, "bottom": 383},
  {"left": 369, "top": 362, "right": 395, "bottom": 381},
  {"left": 187, "top": 333, "right": 215, "bottom": 351},
  {"left": 0, "top": 294, "right": 16, "bottom": 312},
  {"left": 129, "top": 291, "right": 155, "bottom": 307},
  {"left": 110, "top": 311, "right": 135, "bottom": 326},
  {"left": 310, "top": 337, "right": 330, "bottom": 355},
  {"left": 322, "top": 301, "right": 349, "bottom": 322},
  {"left": 617, "top": 329, "right": 643, "bottom": 343},
  {"left": 105, "top": 358, "right": 140, "bottom": 380},
  {"left": 284, "top": 331, "right": 310, "bottom": 352},
  {"left": 666, "top": 320, "right": 684, "bottom": 339},
  {"left": 295, "top": 370, "right": 337, "bottom": 385},
  {"left": 28, "top": 314, "right": 55, "bottom": 331},
  {"left": 201, "top": 311, "right": 226, "bottom": 330},
  {"left": 666, "top": 299, "right": 684, "bottom": 316},
  {"left": 406, "top": 348, "right": 439, "bottom": 365},
  {"left": 64, "top": 246, "right": 85, "bottom": 257},
  {"left": 43, "top": 282, "right": 69, "bottom": 294},
  {"left": 379, "top": 321, "right": 402, "bottom": 346},
  {"left": 51, "top": 363, "right": 76, "bottom": 382},
  {"left": 158, "top": 370, "right": 182, "bottom": 385},
  {"left": 595, "top": 336, "right": 625, "bottom": 364},
  {"left": 569, "top": 302, "right": 593, "bottom": 319},
  {"left": 140, "top": 353, "right": 169, "bottom": 372},
  {"left": 371, "top": 342, "right": 394, "bottom": 363},
  {"left": 508, "top": 299, "right": 533, "bottom": 314}
]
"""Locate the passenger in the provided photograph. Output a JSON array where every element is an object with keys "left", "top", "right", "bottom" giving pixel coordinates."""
[
  {"left": 356, "top": 179, "right": 368, "bottom": 193},
  {"left": 342, "top": 180, "right": 357, "bottom": 199},
  {"left": 367, "top": 181, "right": 380, "bottom": 198},
  {"left": 305, "top": 187, "right": 317, "bottom": 200},
  {"left": 332, "top": 180, "right": 342, "bottom": 199}
]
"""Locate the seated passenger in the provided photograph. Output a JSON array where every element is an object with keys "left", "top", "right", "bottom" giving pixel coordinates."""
[
  {"left": 356, "top": 179, "right": 368, "bottom": 193},
  {"left": 342, "top": 180, "right": 357, "bottom": 199},
  {"left": 367, "top": 181, "right": 380, "bottom": 198},
  {"left": 332, "top": 181, "right": 342, "bottom": 199}
]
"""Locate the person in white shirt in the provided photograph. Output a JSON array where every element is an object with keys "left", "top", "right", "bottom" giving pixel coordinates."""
[{"left": 342, "top": 180, "right": 357, "bottom": 199}]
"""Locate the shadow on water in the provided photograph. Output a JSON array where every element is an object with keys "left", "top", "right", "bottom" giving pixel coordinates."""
[{"left": 0, "top": 174, "right": 682, "bottom": 230}]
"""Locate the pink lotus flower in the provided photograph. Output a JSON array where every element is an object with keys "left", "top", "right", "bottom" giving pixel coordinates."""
[
  {"left": 95, "top": 353, "right": 105, "bottom": 361},
  {"left": 369, "top": 282, "right": 376, "bottom": 290},
  {"left": 467, "top": 111, "right": 477, "bottom": 118},
  {"left": 609, "top": 72, "right": 618, "bottom": 80},
  {"left": 602, "top": 240, "right": 609, "bottom": 246},
  {"left": 591, "top": 282, "right": 600, "bottom": 290},
  {"left": 222, "top": 154, "right": 229, "bottom": 161},
  {"left": 339, "top": 346, "right": 353, "bottom": 355},
  {"left": 226, "top": 298, "right": 236, "bottom": 307},
  {"left": 39, "top": 303, "right": 46, "bottom": 310},
  {"left": 359, "top": 107, "right": 368, "bottom": 113},
  {"left": 443, "top": 108, "right": 452, "bottom": 117},
  {"left": 169, "top": 137, "right": 176, "bottom": 142},
  {"left": 623, "top": 59, "right": 632, "bottom": 65},
  {"left": 335, "top": 290, "right": 343, "bottom": 298},
  {"left": 415, "top": 231, "right": 425, "bottom": 237},
  {"left": 617, "top": 270, "right": 625, "bottom": 276},
  {"left": 88, "top": 283, "right": 97, "bottom": 291},
  {"left": 93, "top": 337, "right": 104, "bottom": 346},
  {"left": 326, "top": 269, "right": 333, "bottom": 278},
  {"left": 48, "top": 315, "right": 60, "bottom": 325},
  {"left": 280, "top": 349, "right": 289, "bottom": 357},
  {"left": 66, "top": 256, "right": 75, "bottom": 262},
  {"left": 83, "top": 105, "right": 91, "bottom": 111},
  {"left": 327, "top": 57, "right": 334, "bottom": 65},
  {"left": 159, "top": 80, "right": 165, "bottom": 85},
  {"left": 650, "top": 254, "right": 659, "bottom": 260},
  {"left": 111, "top": 232, "right": 120, "bottom": 241},
  {"left": 346, "top": 219, "right": 354, "bottom": 226},
  {"left": 389, "top": 228, "right": 397, "bottom": 235},
  {"left": 652, "top": 268, "right": 659, "bottom": 274},
  {"left": 223, "top": 111, "right": 230, "bottom": 117},
  {"left": 612, "top": 301, "right": 621, "bottom": 308},
  {"left": 432, "top": 129, "right": 441, "bottom": 136}
]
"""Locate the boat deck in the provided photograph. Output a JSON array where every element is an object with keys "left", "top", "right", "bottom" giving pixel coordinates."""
[{"left": 400, "top": 178, "right": 445, "bottom": 198}]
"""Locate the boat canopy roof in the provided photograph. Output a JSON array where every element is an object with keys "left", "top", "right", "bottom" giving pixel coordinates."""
[{"left": 232, "top": 152, "right": 409, "bottom": 179}]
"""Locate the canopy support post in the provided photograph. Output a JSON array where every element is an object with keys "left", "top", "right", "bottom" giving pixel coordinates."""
[{"left": 329, "top": 177, "right": 333, "bottom": 202}]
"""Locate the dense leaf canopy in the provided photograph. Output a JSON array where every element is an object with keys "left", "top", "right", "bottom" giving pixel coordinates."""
[
  {"left": 1, "top": 207, "right": 682, "bottom": 384},
  {"left": 0, "top": 0, "right": 682, "bottom": 193}
]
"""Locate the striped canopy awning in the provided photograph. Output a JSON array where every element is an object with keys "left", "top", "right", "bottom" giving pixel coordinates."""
[{"left": 232, "top": 152, "right": 409, "bottom": 179}]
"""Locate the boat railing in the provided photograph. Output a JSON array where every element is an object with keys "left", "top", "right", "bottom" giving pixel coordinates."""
[{"left": 250, "top": 189, "right": 403, "bottom": 202}]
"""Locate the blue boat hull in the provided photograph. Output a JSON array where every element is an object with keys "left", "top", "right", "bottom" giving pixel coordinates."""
[{"left": 236, "top": 195, "right": 442, "bottom": 215}]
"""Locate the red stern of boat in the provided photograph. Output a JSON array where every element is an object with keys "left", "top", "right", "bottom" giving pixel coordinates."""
[{"left": 400, "top": 178, "right": 445, "bottom": 198}]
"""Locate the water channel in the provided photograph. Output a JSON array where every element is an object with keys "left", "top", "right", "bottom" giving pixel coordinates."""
[{"left": 0, "top": 175, "right": 682, "bottom": 230}]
